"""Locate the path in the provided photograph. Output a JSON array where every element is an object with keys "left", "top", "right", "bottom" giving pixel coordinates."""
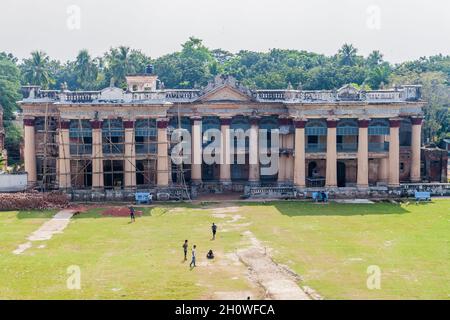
[
  {"left": 13, "top": 209, "right": 76, "bottom": 255},
  {"left": 210, "top": 204, "right": 318, "bottom": 300}
]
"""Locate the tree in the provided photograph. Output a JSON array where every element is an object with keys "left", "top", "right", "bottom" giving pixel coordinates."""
[
  {"left": 367, "top": 50, "right": 384, "bottom": 67},
  {"left": 338, "top": 44, "right": 358, "bottom": 66},
  {"left": 3, "top": 122, "right": 23, "bottom": 165},
  {"left": 154, "top": 37, "right": 214, "bottom": 88},
  {"left": 366, "top": 64, "right": 391, "bottom": 89},
  {"left": 74, "top": 49, "right": 98, "bottom": 90},
  {"left": 104, "top": 46, "right": 151, "bottom": 88},
  {"left": 20, "top": 51, "right": 54, "bottom": 88},
  {"left": 390, "top": 71, "right": 449, "bottom": 143},
  {"left": 0, "top": 53, "right": 21, "bottom": 119}
]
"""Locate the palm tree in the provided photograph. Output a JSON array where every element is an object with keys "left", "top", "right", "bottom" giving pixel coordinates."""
[
  {"left": 367, "top": 65, "right": 391, "bottom": 89},
  {"left": 367, "top": 50, "right": 383, "bottom": 67},
  {"left": 105, "top": 46, "right": 133, "bottom": 87},
  {"left": 338, "top": 44, "right": 358, "bottom": 66},
  {"left": 74, "top": 49, "right": 98, "bottom": 90},
  {"left": 21, "top": 51, "right": 54, "bottom": 88}
]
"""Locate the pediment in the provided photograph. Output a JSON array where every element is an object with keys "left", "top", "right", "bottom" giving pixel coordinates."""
[
  {"left": 337, "top": 84, "right": 360, "bottom": 100},
  {"left": 100, "top": 87, "right": 124, "bottom": 101},
  {"left": 198, "top": 85, "right": 252, "bottom": 102}
]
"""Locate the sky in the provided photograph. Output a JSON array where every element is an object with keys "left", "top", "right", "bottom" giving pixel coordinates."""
[{"left": 0, "top": 0, "right": 449, "bottom": 63}]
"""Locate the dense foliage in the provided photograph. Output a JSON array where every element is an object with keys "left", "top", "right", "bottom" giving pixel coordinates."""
[{"left": 0, "top": 37, "right": 449, "bottom": 164}]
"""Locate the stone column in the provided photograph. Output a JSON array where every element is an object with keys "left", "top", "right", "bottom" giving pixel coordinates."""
[
  {"left": 24, "top": 118, "right": 37, "bottom": 186},
  {"left": 285, "top": 131, "right": 295, "bottom": 182},
  {"left": 326, "top": 119, "right": 337, "bottom": 187},
  {"left": 91, "top": 120, "right": 104, "bottom": 189},
  {"left": 388, "top": 119, "right": 400, "bottom": 187},
  {"left": 58, "top": 120, "right": 71, "bottom": 189},
  {"left": 248, "top": 117, "right": 260, "bottom": 184},
  {"left": 357, "top": 119, "right": 369, "bottom": 188},
  {"left": 378, "top": 158, "right": 389, "bottom": 184},
  {"left": 157, "top": 119, "right": 169, "bottom": 187},
  {"left": 123, "top": 120, "right": 136, "bottom": 189},
  {"left": 278, "top": 156, "right": 286, "bottom": 183},
  {"left": 410, "top": 117, "right": 423, "bottom": 182},
  {"left": 293, "top": 120, "right": 306, "bottom": 187},
  {"left": 220, "top": 118, "right": 231, "bottom": 184},
  {"left": 191, "top": 117, "right": 202, "bottom": 183}
]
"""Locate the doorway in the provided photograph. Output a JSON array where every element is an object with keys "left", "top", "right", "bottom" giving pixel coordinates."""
[{"left": 337, "top": 161, "right": 346, "bottom": 187}]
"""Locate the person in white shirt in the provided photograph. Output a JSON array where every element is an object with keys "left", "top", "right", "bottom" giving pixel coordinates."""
[{"left": 189, "top": 245, "right": 197, "bottom": 268}]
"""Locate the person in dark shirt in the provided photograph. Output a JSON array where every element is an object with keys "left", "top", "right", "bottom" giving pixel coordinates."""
[
  {"left": 182, "top": 240, "right": 188, "bottom": 261},
  {"left": 211, "top": 223, "right": 217, "bottom": 240},
  {"left": 129, "top": 206, "right": 135, "bottom": 222}
]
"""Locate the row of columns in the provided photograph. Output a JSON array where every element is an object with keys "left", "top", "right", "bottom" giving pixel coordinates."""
[
  {"left": 292, "top": 117, "right": 423, "bottom": 187},
  {"left": 23, "top": 116, "right": 423, "bottom": 189}
]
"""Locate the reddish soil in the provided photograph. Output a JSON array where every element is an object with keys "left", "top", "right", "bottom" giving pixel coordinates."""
[{"left": 101, "top": 207, "right": 143, "bottom": 217}]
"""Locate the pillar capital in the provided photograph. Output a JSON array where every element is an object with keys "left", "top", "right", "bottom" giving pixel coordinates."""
[
  {"left": 358, "top": 119, "right": 370, "bottom": 128},
  {"left": 220, "top": 117, "right": 232, "bottom": 126},
  {"left": 249, "top": 117, "right": 260, "bottom": 126},
  {"left": 326, "top": 119, "right": 338, "bottom": 128},
  {"left": 91, "top": 120, "right": 102, "bottom": 129},
  {"left": 157, "top": 119, "right": 169, "bottom": 129},
  {"left": 59, "top": 120, "right": 70, "bottom": 130},
  {"left": 24, "top": 118, "right": 35, "bottom": 126},
  {"left": 278, "top": 118, "right": 292, "bottom": 126},
  {"left": 389, "top": 118, "right": 401, "bottom": 128},
  {"left": 190, "top": 116, "right": 202, "bottom": 124},
  {"left": 294, "top": 119, "right": 307, "bottom": 129},
  {"left": 411, "top": 117, "right": 423, "bottom": 125},
  {"left": 123, "top": 120, "right": 135, "bottom": 129}
]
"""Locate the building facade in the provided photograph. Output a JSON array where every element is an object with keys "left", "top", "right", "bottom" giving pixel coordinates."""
[{"left": 20, "top": 73, "right": 428, "bottom": 199}]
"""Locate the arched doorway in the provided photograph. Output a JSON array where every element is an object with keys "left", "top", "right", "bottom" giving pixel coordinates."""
[
  {"left": 308, "top": 161, "right": 318, "bottom": 178},
  {"left": 337, "top": 161, "right": 346, "bottom": 187}
]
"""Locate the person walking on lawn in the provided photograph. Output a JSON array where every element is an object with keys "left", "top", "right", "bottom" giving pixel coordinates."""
[
  {"left": 211, "top": 223, "right": 217, "bottom": 240},
  {"left": 182, "top": 240, "right": 189, "bottom": 261},
  {"left": 190, "top": 245, "right": 197, "bottom": 268},
  {"left": 129, "top": 206, "right": 136, "bottom": 222}
]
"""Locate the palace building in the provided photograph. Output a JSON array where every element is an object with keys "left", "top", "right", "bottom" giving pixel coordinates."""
[{"left": 19, "top": 69, "right": 433, "bottom": 200}]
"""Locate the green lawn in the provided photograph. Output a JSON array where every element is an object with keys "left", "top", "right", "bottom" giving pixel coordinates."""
[{"left": 0, "top": 200, "right": 448, "bottom": 299}]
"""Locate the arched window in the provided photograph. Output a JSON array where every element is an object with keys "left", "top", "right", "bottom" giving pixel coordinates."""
[
  {"left": 337, "top": 119, "right": 358, "bottom": 136},
  {"left": 368, "top": 119, "right": 389, "bottom": 136},
  {"left": 305, "top": 119, "right": 327, "bottom": 136},
  {"left": 305, "top": 120, "right": 327, "bottom": 152},
  {"left": 337, "top": 119, "right": 358, "bottom": 152}
]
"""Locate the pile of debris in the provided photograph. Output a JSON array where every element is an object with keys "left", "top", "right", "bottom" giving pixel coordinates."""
[{"left": 0, "top": 192, "right": 70, "bottom": 210}]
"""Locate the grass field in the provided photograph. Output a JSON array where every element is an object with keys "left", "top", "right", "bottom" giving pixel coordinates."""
[{"left": 0, "top": 200, "right": 448, "bottom": 299}]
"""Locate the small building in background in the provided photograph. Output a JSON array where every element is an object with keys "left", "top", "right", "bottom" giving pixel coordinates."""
[{"left": 421, "top": 146, "right": 448, "bottom": 183}]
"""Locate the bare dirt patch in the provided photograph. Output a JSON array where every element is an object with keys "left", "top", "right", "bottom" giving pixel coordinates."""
[
  {"left": 236, "top": 231, "right": 313, "bottom": 300},
  {"left": 102, "top": 207, "right": 143, "bottom": 217}
]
